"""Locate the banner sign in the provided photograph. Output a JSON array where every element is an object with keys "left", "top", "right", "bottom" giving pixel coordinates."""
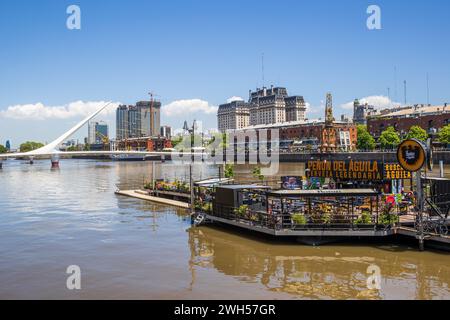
[
  {"left": 383, "top": 163, "right": 412, "bottom": 179},
  {"left": 306, "top": 160, "right": 413, "bottom": 181},
  {"left": 306, "top": 160, "right": 382, "bottom": 180}
]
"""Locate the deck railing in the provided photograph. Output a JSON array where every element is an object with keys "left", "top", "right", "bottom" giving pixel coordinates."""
[{"left": 211, "top": 204, "right": 391, "bottom": 231}]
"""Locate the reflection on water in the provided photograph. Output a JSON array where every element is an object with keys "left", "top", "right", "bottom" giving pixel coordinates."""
[
  {"left": 0, "top": 159, "right": 449, "bottom": 299},
  {"left": 188, "top": 227, "right": 450, "bottom": 299}
]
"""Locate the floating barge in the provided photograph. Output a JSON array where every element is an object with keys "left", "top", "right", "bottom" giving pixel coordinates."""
[{"left": 195, "top": 185, "right": 450, "bottom": 248}]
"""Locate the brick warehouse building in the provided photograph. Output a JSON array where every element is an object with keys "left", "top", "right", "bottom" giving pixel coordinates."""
[
  {"left": 230, "top": 93, "right": 357, "bottom": 152},
  {"left": 367, "top": 104, "right": 450, "bottom": 138}
]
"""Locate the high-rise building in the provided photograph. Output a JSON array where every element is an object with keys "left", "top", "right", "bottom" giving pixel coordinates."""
[
  {"left": 248, "top": 86, "right": 306, "bottom": 126},
  {"left": 160, "top": 125, "right": 172, "bottom": 138},
  {"left": 88, "top": 121, "right": 109, "bottom": 144},
  {"left": 115, "top": 100, "right": 161, "bottom": 140},
  {"left": 217, "top": 86, "right": 306, "bottom": 131},
  {"left": 217, "top": 100, "right": 250, "bottom": 132},
  {"left": 116, "top": 105, "right": 129, "bottom": 140},
  {"left": 136, "top": 100, "right": 161, "bottom": 137}
]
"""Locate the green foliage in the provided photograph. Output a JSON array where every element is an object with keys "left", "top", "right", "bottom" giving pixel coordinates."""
[
  {"left": 356, "top": 125, "right": 375, "bottom": 150},
  {"left": 355, "top": 211, "right": 372, "bottom": 224},
  {"left": 19, "top": 141, "right": 44, "bottom": 153},
  {"left": 252, "top": 166, "right": 264, "bottom": 181},
  {"left": 234, "top": 205, "right": 249, "bottom": 217},
  {"left": 171, "top": 136, "right": 183, "bottom": 148},
  {"left": 406, "top": 125, "right": 428, "bottom": 142},
  {"left": 322, "top": 213, "right": 332, "bottom": 224},
  {"left": 378, "top": 126, "right": 400, "bottom": 150},
  {"left": 224, "top": 164, "right": 234, "bottom": 179},
  {"left": 83, "top": 144, "right": 90, "bottom": 151},
  {"left": 379, "top": 213, "right": 399, "bottom": 225},
  {"left": 438, "top": 124, "right": 450, "bottom": 145},
  {"left": 0, "top": 144, "right": 6, "bottom": 154},
  {"left": 292, "top": 213, "right": 307, "bottom": 225}
]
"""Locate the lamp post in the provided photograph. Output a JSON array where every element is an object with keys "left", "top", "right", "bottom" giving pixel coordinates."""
[{"left": 188, "top": 120, "right": 196, "bottom": 215}]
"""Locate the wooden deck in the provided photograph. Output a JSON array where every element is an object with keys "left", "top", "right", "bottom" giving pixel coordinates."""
[
  {"left": 396, "top": 226, "right": 450, "bottom": 244},
  {"left": 115, "top": 189, "right": 190, "bottom": 209}
]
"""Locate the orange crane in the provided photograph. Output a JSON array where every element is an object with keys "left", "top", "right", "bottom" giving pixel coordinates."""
[{"left": 96, "top": 131, "right": 110, "bottom": 150}]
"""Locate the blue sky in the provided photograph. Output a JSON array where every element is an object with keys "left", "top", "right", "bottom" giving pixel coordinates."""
[{"left": 1, "top": 0, "right": 449, "bottom": 147}]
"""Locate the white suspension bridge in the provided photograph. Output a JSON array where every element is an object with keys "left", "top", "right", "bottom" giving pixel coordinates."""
[{"left": 0, "top": 102, "right": 202, "bottom": 169}]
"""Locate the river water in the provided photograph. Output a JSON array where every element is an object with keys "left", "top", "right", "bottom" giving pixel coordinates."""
[{"left": 0, "top": 159, "right": 449, "bottom": 299}]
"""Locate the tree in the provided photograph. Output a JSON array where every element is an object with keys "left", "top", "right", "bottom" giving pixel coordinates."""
[
  {"left": 19, "top": 141, "right": 44, "bottom": 153},
  {"left": 438, "top": 124, "right": 450, "bottom": 145},
  {"left": 0, "top": 144, "right": 7, "bottom": 154},
  {"left": 378, "top": 126, "right": 400, "bottom": 150},
  {"left": 356, "top": 125, "right": 375, "bottom": 150},
  {"left": 224, "top": 164, "right": 234, "bottom": 178},
  {"left": 405, "top": 125, "right": 428, "bottom": 142}
]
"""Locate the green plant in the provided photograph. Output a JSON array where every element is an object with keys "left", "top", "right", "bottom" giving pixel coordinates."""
[
  {"left": 379, "top": 213, "right": 399, "bottom": 225},
  {"left": 0, "top": 144, "right": 6, "bottom": 154},
  {"left": 292, "top": 213, "right": 307, "bottom": 225},
  {"left": 322, "top": 213, "right": 332, "bottom": 224},
  {"left": 355, "top": 211, "right": 372, "bottom": 224},
  {"left": 234, "top": 205, "right": 249, "bottom": 217},
  {"left": 224, "top": 164, "right": 235, "bottom": 179}
]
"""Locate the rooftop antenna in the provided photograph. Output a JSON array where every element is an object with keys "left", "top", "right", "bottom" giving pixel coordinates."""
[
  {"left": 261, "top": 53, "right": 265, "bottom": 88},
  {"left": 394, "top": 66, "right": 398, "bottom": 102},
  {"left": 403, "top": 80, "right": 407, "bottom": 105},
  {"left": 426, "top": 73, "right": 430, "bottom": 105},
  {"left": 387, "top": 87, "right": 391, "bottom": 107}
]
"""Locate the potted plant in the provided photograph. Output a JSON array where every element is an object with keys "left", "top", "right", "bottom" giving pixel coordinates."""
[
  {"left": 292, "top": 213, "right": 307, "bottom": 227},
  {"left": 234, "top": 205, "right": 249, "bottom": 220},
  {"left": 355, "top": 211, "right": 373, "bottom": 229}
]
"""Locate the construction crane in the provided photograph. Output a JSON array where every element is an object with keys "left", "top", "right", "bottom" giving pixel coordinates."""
[{"left": 96, "top": 131, "right": 110, "bottom": 151}]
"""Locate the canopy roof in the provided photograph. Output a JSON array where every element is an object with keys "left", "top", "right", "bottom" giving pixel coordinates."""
[{"left": 267, "top": 189, "right": 379, "bottom": 197}]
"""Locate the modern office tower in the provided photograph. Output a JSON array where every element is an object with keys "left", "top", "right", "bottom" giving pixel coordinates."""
[{"left": 160, "top": 125, "right": 172, "bottom": 138}]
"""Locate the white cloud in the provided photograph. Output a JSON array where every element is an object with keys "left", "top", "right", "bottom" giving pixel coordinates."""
[
  {"left": 0, "top": 101, "right": 119, "bottom": 120},
  {"left": 162, "top": 99, "right": 218, "bottom": 117},
  {"left": 226, "top": 96, "right": 244, "bottom": 103},
  {"left": 341, "top": 95, "right": 402, "bottom": 110}
]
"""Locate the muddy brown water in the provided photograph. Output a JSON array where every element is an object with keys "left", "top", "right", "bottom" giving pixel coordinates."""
[{"left": 0, "top": 159, "right": 448, "bottom": 299}]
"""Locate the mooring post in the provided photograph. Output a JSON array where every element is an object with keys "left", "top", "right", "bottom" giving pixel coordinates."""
[
  {"left": 0, "top": 159, "right": 3, "bottom": 169},
  {"left": 29, "top": 156, "right": 34, "bottom": 165}
]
